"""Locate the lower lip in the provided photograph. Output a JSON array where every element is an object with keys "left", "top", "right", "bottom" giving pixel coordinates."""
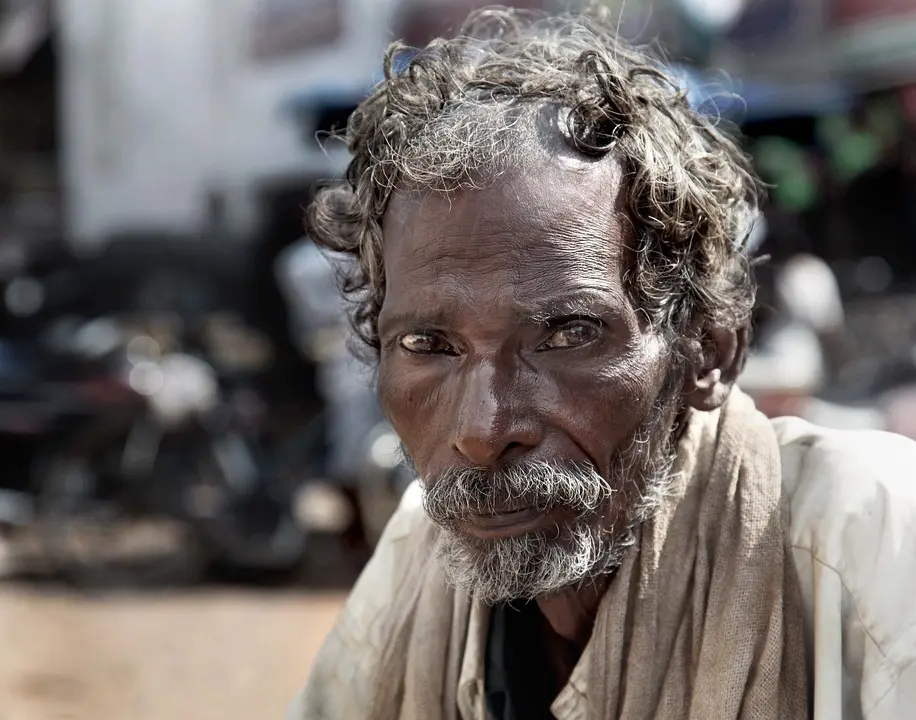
[{"left": 456, "top": 507, "right": 552, "bottom": 539}]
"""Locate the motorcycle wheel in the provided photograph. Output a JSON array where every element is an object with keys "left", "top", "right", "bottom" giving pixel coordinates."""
[
  {"left": 35, "top": 456, "right": 209, "bottom": 591},
  {"left": 188, "top": 430, "right": 308, "bottom": 577}
]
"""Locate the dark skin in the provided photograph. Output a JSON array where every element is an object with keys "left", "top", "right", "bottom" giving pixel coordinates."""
[{"left": 377, "top": 151, "right": 746, "bottom": 686}]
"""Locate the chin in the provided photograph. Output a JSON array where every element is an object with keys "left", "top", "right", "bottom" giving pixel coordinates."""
[{"left": 433, "top": 514, "right": 633, "bottom": 604}]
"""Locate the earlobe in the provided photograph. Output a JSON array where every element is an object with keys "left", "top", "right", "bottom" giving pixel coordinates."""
[
  {"left": 700, "top": 368, "right": 723, "bottom": 388},
  {"left": 682, "top": 326, "right": 747, "bottom": 412},
  {"left": 686, "top": 366, "right": 729, "bottom": 411}
]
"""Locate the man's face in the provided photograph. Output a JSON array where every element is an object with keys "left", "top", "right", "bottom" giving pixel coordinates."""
[{"left": 378, "top": 159, "right": 682, "bottom": 602}]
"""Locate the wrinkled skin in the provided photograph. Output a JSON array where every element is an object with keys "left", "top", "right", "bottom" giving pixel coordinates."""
[
  {"left": 379, "top": 159, "right": 668, "bottom": 478},
  {"left": 377, "top": 152, "right": 742, "bottom": 659}
]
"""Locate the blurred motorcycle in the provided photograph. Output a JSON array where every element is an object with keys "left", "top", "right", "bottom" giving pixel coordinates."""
[
  {"left": 34, "top": 320, "right": 309, "bottom": 588},
  {"left": 0, "top": 245, "right": 308, "bottom": 586}
]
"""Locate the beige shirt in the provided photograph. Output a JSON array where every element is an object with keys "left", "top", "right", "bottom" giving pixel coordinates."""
[{"left": 289, "top": 417, "right": 916, "bottom": 719}]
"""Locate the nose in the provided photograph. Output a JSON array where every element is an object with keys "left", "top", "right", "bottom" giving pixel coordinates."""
[{"left": 452, "top": 361, "right": 542, "bottom": 467}]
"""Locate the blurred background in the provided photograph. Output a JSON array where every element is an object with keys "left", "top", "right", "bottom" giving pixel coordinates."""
[{"left": 0, "top": 0, "right": 914, "bottom": 717}]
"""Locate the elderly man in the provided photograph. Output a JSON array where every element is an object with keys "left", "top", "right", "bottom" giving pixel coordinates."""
[{"left": 289, "top": 7, "right": 916, "bottom": 720}]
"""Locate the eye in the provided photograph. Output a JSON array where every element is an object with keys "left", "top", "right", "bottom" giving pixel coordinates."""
[
  {"left": 538, "top": 321, "right": 601, "bottom": 351},
  {"left": 398, "top": 332, "right": 455, "bottom": 355}
]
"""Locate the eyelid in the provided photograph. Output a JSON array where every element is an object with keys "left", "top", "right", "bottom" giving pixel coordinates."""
[
  {"left": 536, "top": 316, "right": 603, "bottom": 352},
  {"left": 541, "top": 314, "right": 603, "bottom": 328}
]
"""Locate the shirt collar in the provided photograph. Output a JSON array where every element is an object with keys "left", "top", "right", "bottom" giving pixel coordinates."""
[{"left": 456, "top": 601, "right": 592, "bottom": 719}]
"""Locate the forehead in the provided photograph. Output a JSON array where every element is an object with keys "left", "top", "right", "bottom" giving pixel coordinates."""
[{"left": 380, "top": 160, "right": 632, "bottom": 317}]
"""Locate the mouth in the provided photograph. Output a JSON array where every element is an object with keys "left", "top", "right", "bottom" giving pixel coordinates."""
[{"left": 455, "top": 506, "right": 559, "bottom": 540}]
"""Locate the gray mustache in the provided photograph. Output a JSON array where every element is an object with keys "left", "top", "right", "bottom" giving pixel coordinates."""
[{"left": 421, "top": 460, "right": 614, "bottom": 525}]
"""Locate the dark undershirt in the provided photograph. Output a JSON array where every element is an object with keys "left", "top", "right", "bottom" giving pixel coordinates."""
[{"left": 484, "top": 600, "right": 579, "bottom": 720}]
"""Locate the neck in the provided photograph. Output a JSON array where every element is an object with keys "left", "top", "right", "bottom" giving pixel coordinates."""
[{"left": 535, "top": 575, "right": 611, "bottom": 650}]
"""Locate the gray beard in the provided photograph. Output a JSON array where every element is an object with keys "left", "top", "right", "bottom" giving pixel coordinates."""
[{"left": 417, "top": 396, "right": 680, "bottom": 604}]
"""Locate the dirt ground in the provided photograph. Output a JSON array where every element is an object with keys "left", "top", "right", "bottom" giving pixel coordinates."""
[{"left": 0, "top": 583, "right": 344, "bottom": 720}]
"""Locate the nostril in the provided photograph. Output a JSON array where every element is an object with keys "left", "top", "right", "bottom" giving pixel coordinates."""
[
  {"left": 499, "top": 441, "right": 529, "bottom": 462},
  {"left": 454, "top": 437, "right": 533, "bottom": 467}
]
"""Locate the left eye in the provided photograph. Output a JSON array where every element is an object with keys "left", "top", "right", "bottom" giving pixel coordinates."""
[
  {"left": 539, "top": 322, "right": 601, "bottom": 350},
  {"left": 399, "top": 332, "right": 453, "bottom": 354}
]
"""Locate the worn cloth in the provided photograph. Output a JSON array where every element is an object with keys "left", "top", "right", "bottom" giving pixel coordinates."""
[
  {"left": 292, "top": 390, "right": 816, "bottom": 718},
  {"left": 289, "top": 401, "right": 916, "bottom": 719},
  {"left": 581, "top": 389, "right": 807, "bottom": 720}
]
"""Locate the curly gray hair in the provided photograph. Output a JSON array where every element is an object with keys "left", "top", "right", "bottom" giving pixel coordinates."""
[{"left": 307, "top": 4, "right": 762, "bottom": 357}]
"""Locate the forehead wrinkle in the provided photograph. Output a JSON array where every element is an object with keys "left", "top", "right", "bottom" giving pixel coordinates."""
[
  {"left": 421, "top": 228, "right": 532, "bottom": 271},
  {"left": 385, "top": 219, "right": 632, "bottom": 324},
  {"left": 381, "top": 271, "right": 495, "bottom": 326},
  {"left": 386, "top": 203, "right": 533, "bottom": 275},
  {"left": 386, "top": 148, "right": 624, "bottom": 228},
  {"left": 508, "top": 234, "right": 625, "bottom": 291},
  {"left": 382, "top": 155, "right": 636, "bottom": 306}
]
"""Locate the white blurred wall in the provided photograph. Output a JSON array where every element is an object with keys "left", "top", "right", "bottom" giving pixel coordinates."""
[{"left": 56, "top": 0, "right": 397, "bottom": 247}]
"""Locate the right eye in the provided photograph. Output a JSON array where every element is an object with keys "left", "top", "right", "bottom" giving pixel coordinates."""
[{"left": 398, "top": 332, "right": 454, "bottom": 355}]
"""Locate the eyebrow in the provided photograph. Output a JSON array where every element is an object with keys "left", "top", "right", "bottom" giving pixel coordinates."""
[
  {"left": 377, "top": 308, "right": 450, "bottom": 335},
  {"left": 380, "top": 290, "right": 623, "bottom": 334},
  {"left": 521, "top": 294, "right": 608, "bottom": 325},
  {"left": 516, "top": 289, "right": 631, "bottom": 326}
]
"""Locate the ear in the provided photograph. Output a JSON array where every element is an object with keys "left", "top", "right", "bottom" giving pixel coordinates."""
[{"left": 682, "top": 325, "right": 749, "bottom": 412}]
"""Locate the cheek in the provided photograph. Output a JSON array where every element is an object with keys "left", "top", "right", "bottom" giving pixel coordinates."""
[
  {"left": 539, "top": 338, "right": 669, "bottom": 458},
  {"left": 377, "top": 356, "right": 452, "bottom": 465}
]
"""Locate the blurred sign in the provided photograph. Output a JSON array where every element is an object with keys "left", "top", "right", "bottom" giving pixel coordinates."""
[
  {"left": 727, "top": 0, "right": 800, "bottom": 43},
  {"left": 830, "top": 0, "right": 916, "bottom": 79},
  {"left": 0, "top": 0, "right": 49, "bottom": 75},
  {"left": 675, "top": 0, "right": 747, "bottom": 33},
  {"left": 248, "top": 0, "right": 344, "bottom": 63},
  {"left": 901, "top": 83, "right": 916, "bottom": 120},
  {"left": 830, "top": 0, "right": 916, "bottom": 27},
  {"left": 394, "top": 0, "right": 547, "bottom": 46}
]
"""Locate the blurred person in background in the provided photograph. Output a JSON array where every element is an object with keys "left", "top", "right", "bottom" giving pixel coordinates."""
[
  {"left": 741, "top": 208, "right": 852, "bottom": 421},
  {"left": 249, "top": 207, "right": 320, "bottom": 417},
  {"left": 289, "top": 6, "right": 916, "bottom": 719},
  {"left": 275, "top": 237, "right": 382, "bottom": 559},
  {"left": 842, "top": 127, "right": 916, "bottom": 289}
]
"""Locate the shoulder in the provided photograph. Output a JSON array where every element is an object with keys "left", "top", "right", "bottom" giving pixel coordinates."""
[
  {"left": 377, "top": 479, "right": 428, "bottom": 545},
  {"left": 317, "top": 482, "right": 429, "bottom": 647},
  {"left": 773, "top": 417, "right": 916, "bottom": 705},
  {"left": 773, "top": 417, "right": 916, "bottom": 551},
  {"left": 336, "top": 481, "right": 428, "bottom": 630},
  {"left": 288, "top": 483, "right": 429, "bottom": 718}
]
